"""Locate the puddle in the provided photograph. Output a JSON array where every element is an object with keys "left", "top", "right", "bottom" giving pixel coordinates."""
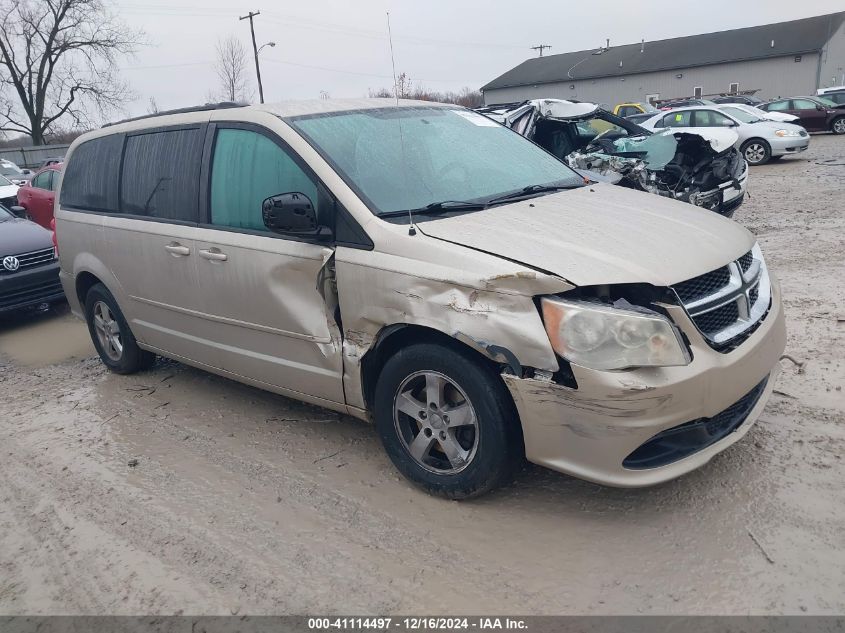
[{"left": 0, "top": 303, "right": 94, "bottom": 367}]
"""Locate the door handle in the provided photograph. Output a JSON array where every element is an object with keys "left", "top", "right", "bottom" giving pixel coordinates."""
[
  {"left": 199, "top": 248, "right": 227, "bottom": 262},
  {"left": 164, "top": 243, "right": 190, "bottom": 256}
]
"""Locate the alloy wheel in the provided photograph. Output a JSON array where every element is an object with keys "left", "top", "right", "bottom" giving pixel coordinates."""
[
  {"left": 833, "top": 118, "right": 845, "bottom": 134},
  {"left": 393, "top": 370, "right": 479, "bottom": 474},
  {"left": 92, "top": 301, "right": 123, "bottom": 361},
  {"left": 744, "top": 143, "right": 766, "bottom": 164}
]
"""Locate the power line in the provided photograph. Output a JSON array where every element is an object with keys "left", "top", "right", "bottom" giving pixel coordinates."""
[{"left": 118, "top": 3, "right": 528, "bottom": 50}]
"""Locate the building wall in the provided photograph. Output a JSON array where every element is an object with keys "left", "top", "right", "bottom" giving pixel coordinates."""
[
  {"left": 818, "top": 19, "right": 845, "bottom": 88},
  {"left": 483, "top": 54, "right": 820, "bottom": 106}
]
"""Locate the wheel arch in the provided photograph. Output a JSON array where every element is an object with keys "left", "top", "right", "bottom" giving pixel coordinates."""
[
  {"left": 75, "top": 270, "right": 103, "bottom": 307},
  {"left": 741, "top": 137, "right": 771, "bottom": 149},
  {"left": 358, "top": 323, "right": 518, "bottom": 414}
]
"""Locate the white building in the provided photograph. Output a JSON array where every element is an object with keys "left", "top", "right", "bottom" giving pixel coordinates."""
[{"left": 481, "top": 12, "right": 845, "bottom": 106}]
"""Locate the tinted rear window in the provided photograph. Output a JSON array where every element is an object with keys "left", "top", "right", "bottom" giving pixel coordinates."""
[
  {"left": 60, "top": 134, "right": 123, "bottom": 211},
  {"left": 120, "top": 128, "right": 203, "bottom": 222}
]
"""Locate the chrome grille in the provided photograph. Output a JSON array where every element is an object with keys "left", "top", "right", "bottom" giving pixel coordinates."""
[
  {"left": 0, "top": 247, "right": 55, "bottom": 274},
  {"left": 671, "top": 246, "right": 771, "bottom": 351}
]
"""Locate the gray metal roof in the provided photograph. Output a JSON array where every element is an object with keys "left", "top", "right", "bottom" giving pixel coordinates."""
[{"left": 482, "top": 12, "right": 845, "bottom": 91}]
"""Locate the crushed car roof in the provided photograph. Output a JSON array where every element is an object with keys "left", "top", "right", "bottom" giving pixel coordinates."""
[{"left": 480, "top": 99, "right": 599, "bottom": 120}]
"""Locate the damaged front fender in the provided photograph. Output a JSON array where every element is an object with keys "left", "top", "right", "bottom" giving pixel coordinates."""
[{"left": 335, "top": 246, "right": 571, "bottom": 415}]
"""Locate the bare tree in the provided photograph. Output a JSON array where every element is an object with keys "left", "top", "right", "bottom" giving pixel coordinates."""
[
  {"left": 368, "top": 73, "right": 483, "bottom": 108},
  {"left": 147, "top": 96, "right": 159, "bottom": 114},
  {"left": 0, "top": 0, "right": 144, "bottom": 145},
  {"left": 213, "top": 36, "right": 252, "bottom": 103}
]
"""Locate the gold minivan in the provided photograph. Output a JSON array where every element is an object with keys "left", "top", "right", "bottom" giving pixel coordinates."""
[{"left": 56, "top": 99, "right": 785, "bottom": 498}]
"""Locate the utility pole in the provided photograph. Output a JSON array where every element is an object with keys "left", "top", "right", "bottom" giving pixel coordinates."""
[
  {"left": 240, "top": 10, "right": 264, "bottom": 103},
  {"left": 530, "top": 44, "right": 552, "bottom": 57}
]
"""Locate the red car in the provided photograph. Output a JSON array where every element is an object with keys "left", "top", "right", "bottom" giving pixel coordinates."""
[{"left": 16, "top": 163, "right": 62, "bottom": 229}]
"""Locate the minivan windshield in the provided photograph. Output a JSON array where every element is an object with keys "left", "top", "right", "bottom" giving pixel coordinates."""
[{"left": 288, "top": 106, "right": 584, "bottom": 216}]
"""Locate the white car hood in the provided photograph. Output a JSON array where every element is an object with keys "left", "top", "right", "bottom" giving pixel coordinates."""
[
  {"left": 761, "top": 111, "right": 798, "bottom": 122},
  {"left": 417, "top": 183, "right": 754, "bottom": 288},
  {"left": 0, "top": 183, "right": 19, "bottom": 200}
]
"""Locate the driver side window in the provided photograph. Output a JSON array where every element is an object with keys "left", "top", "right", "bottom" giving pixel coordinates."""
[
  {"left": 209, "top": 128, "right": 319, "bottom": 232},
  {"left": 766, "top": 100, "right": 791, "bottom": 111},
  {"left": 32, "top": 170, "right": 53, "bottom": 190},
  {"left": 692, "top": 110, "right": 735, "bottom": 127}
]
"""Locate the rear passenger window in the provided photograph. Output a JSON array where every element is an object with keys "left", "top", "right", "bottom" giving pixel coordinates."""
[
  {"left": 664, "top": 111, "right": 692, "bottom": 127},
  {"left": 60, "top": 135, "right": 123, "bottom": 211},
  {"left": 209, "top": 128, "right": 318, "bottom": 232},
  {"left": 120, "top": 128, "right": 203, "bottom": 222}
]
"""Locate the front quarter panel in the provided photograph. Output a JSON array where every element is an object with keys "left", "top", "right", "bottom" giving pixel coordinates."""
[{"left": 335, "top": 237, "right": 571, "bottom": 413}]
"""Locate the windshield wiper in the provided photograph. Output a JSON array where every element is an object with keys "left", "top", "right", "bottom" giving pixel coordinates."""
[
  {"left": 485, "top": 182, "right": 584, "bottom": 206},
  {"left": 379, "top": 200, "right": 487, "bottom": 218}
]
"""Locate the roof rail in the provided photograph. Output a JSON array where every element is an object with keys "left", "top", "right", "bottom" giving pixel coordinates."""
[{"left": 102, "top": 102, "right": 248, "bottom": 128}]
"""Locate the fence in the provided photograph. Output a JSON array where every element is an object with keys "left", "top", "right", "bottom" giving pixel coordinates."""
[{"left": 0, "top": 143, "right": 71, "bottom": 169}]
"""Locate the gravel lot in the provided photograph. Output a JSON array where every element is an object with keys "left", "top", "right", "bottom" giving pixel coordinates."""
[{"left": 1, "top": 135, "right": 843, "bottom": 616}]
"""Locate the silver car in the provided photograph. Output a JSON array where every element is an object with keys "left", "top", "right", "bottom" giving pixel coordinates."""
[{"left": 640, "top": 105, "right": 810, "bottom": 165}]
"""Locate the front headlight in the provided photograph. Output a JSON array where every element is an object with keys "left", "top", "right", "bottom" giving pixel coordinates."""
[
  {"left": 540, "top": 298, "right": 691, "bottom": 370},
  {"left": 774, "top": 129, "right": 801, "bottom": 137}
]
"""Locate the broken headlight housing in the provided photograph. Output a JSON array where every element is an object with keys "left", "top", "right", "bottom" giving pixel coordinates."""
[{"left": 540, "top": 298, "right": 691, "bottom": 370}]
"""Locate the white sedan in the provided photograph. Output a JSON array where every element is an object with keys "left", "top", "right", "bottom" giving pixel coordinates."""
[{"left": 638, "top": 105, "right": 810, "bottom": 165}]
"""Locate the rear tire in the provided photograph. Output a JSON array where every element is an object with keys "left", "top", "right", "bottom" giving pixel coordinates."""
[
  {"left": 831, "top": 116, "right": 845, "bottom": 135},
  {"left": 741, "top": 139, "right": 771, "bottom": 165},
  {"left": 84, "top": 283, "right": 155, "bottom": 374},
  {"left": 374, "top": 343, "right": 523, "bottom": 499}
]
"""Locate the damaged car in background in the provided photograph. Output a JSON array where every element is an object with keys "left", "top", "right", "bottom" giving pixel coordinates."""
[
  {"left": 477, "top": 99, "right": 748, "bottom": 217},
  {"left": 56, "top": 99, "right": 783, "bottom": 500}
]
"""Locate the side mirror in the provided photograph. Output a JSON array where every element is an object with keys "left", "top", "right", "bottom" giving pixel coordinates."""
[
  {"left": 10, "top": 205, "right": 26, "bottom": 217},
  {"left": 21, "top": 169, "right": 32, "bottom": 175},
  {"left": 262, "top": 192, "right": 331, "bottom": 240},
  {"left": 816, "top": 104, "right": 825, "bottom": 111}
]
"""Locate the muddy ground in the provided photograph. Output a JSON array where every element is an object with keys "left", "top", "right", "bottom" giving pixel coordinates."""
[{"left": 1, "top": 135, "right": 843, "bottom": 616}]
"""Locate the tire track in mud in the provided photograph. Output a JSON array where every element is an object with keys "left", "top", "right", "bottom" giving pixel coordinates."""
[{"left": 0, "top": 360, "right": 548, "bottom": 614}]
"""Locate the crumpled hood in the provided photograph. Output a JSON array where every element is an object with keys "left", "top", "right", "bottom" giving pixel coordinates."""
[
  {"left": 417, "top": 183, "right": 754, "bottom": 288},
  {"left": 671, "top": 128, "right": 738, "bottom": 153}
]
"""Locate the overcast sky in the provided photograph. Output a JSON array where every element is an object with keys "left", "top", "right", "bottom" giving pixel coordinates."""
[{"left": 116, "top": 0, "right": 844, "bottom": 116}]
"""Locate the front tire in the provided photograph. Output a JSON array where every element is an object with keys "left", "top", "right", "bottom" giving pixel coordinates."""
[
  {"left": 374, "top": 343, "right": 523, "bottom": 499},
  {"left": 741, "top": 139, "right": 771, "bottom": 165},
  {"left": 831, "top": 116, "right": 845, "bottom": 135},
  {"left": 84, "top": 283, "right": 155, "bottom": 374}
]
